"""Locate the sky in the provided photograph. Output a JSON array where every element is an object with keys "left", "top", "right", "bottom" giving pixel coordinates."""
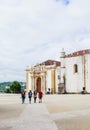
[{"left": 0, "top": 0, "right": 90, "bottom": 82}]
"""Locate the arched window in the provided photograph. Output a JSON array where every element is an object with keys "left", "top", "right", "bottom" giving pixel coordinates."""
[{"left": 74, "top": 64, "right": 78, "bottom": 73}]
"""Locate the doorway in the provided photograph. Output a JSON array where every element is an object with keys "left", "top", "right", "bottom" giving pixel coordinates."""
[{"left": 36, "top": 77, "right": 41, "bottom": 92}]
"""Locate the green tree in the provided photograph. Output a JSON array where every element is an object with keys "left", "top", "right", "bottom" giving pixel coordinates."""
[
  {"left": 6, "top": 88, "right": 11, "bottom": 93},
  {"left": 10, "top": 81, "right": 21, "bottom": 93}
]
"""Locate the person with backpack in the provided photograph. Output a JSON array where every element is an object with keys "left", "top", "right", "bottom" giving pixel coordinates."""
[
  {"left": 28, "top": 90, "right": 32, "bottom": 104},
  {"left": 33, "top": 90, "right": 37, "bottom": 103},
  {"left": 21, "top": 90, "right": 26, "bottom": 104}
]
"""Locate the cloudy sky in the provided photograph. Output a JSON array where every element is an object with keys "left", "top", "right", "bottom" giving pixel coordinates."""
[{"left": 0, "top": 0, "right": 90, "bottom": 82}]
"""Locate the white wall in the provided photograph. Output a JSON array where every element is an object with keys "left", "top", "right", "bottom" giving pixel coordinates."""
[
  {"left": 86, "top": 54, "right": 90, "bottom": 92},
  {"left": 55, "top": 67, "right": 61, "bottom": 93},
  {"left": 65, "top": 56, "right": 84, "bottom": 93},
  {"left": 46, "top": 70, "right": 51, "bottom": 91}
]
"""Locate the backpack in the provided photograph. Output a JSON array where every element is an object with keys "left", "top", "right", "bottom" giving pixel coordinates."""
[
  {"left": 22, "top": 91, "right": 25, "bottom": 98},
  {"left": 28, "top": 91, "right": 32, "bottom": 98},
  {"left": 34, "top": 91, "right": 37, "bottom": 98}
]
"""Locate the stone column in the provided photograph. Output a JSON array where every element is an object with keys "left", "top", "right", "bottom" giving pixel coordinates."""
[
  {"left": 26, "top": 71, "right": 29, "bottom": 92},
  {"left": 43, "top": 75, "right": 46, "bottom": 94},
  {"left": 51, "top": 69, "right": 56, "bottom": 94}
]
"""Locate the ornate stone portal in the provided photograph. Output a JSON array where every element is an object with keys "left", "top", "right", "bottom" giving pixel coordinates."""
[
  {"left": 26, "top": 60, "right": 60, "bottom": 94},
  {"left": 26, "top": 65, "right": 47, "bottom": 93}
]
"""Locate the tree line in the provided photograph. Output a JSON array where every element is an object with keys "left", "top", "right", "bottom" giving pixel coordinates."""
[{"left": 0, "top": 81, "right": 26, "bottom": 93}]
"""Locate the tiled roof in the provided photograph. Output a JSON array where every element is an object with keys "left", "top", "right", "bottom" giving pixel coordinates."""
[
  {"left": 40, "top": 59, "right": 61, "bottom": 66},
  {"left": 65, "top": 49, "right": 90, "bottom": 58}
]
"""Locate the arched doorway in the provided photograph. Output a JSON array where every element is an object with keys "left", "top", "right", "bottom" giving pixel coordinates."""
[{"left": 36, "top": 77, "right": 41, "bottom": 92}]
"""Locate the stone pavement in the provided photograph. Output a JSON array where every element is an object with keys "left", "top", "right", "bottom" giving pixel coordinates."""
[
  {"left": 13, "top": 103, "right": 58, "bottom": 130},
  {"left": 0, "top": 102, "right": 58, "bottom": 130}
]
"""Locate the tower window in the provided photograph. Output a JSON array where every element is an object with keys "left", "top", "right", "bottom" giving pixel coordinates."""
[{"left": 74, "top": 64, "right": 78, "bottom": 73}]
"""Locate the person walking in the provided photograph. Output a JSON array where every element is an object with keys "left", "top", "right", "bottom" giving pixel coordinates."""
[
  {"left": 33, "top": 90, "right": 37, "bottom": 103},
  {"left": 38, "top": 91, "right": 43, "bottom": 103},
  {"left": 21, "top": 90, "right": 26, "bottom": 104},
  {"left": 28, "top": 90, "right": 32, "bottom": 104}
]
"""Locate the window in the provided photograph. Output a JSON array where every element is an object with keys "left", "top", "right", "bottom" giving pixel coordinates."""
[{"left": 74, "top": 64, "right": 78, "bottom": 73}]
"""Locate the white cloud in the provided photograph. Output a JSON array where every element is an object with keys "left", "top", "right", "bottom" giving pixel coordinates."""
[{"left": 0, "top": 0, "right": 90, "bottom": 82}]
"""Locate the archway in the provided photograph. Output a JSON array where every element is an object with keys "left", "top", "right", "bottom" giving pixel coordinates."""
[{"left": 36, "top": 77, "right": 41, "bottom": 92}]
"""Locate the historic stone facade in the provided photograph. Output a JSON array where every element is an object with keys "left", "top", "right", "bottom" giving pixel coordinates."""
[
  {"left": 26, "top": 60, "right": 60, "bottom": 94},
  {"left": 26, "top": 49, "right": 90, "bottom": 94}
]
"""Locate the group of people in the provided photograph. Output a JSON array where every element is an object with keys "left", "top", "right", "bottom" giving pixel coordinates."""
[{"left": 21, "top": 90, "right": 43, "bottom": 104}]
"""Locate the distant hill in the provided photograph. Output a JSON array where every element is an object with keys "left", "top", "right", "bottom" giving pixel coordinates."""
[{"left": 0, "top": 82, "right": 26, "bottom": 92}]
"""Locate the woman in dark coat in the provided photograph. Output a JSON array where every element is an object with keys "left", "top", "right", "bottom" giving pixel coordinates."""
[
  {"left": 21, "top": 90, "right": 26, "bottom": 104},
  {"left": 28, "top": 90, "right": 32, "bottom": 103}
]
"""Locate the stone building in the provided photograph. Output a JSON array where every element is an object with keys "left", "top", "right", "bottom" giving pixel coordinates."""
[
  {"left": 60, "top": 48, "right": 90, "bottom": 93},
  {"left": 26, "top": 48, "right": 90, "bottom": 94},
  {"left": 26, "top": 60, "right": 60, "bottom": 94}
]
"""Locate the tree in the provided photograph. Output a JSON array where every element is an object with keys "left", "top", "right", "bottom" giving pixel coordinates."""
[
  {"left": 6, "top": 88, "right": 11, "bottom": 93},
  {"left": 10, "top": 81, "right": 21, "bottom": 93}
]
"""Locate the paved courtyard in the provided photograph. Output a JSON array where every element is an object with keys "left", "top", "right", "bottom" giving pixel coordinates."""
[{"left": 0, "top": 94, "right": 90, "bottom": 130}]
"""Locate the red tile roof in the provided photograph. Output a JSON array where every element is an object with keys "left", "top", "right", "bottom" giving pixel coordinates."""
[
  {"left": 65, "top": 49, "right": 90, "bottom": 58},
  {"left": 40, "top": 59, "right": 61, "bottom": 66}
]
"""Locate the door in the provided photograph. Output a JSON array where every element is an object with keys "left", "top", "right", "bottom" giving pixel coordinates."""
[{"left": 37, "top": 77, "right": 41, "bottom": 92}]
